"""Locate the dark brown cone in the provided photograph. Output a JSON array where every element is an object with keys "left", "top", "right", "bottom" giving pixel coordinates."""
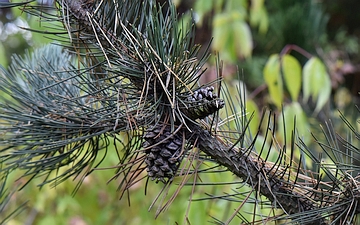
[
  {"left": 143, "top": 124, "right": 183, "bottom": 183},
  {"left": 183, "top": 86, "right": 225, "bottom": 120}
]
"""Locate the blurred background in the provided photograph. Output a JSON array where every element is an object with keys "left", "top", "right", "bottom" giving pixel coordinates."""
[{"left": 1, "top": 0, "right": 360, "bottom": 224}]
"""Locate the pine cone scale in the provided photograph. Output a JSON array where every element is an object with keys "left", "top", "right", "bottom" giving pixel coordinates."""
[{"left": 143, "top": 124, "right": 184, "bottom": 183}]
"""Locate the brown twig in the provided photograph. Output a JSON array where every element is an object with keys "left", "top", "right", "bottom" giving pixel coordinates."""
[{"left": 187, "top": 124, "right": 346, "bottom": 224}]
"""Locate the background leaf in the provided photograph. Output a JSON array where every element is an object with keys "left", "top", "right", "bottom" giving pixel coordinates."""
[
  {"left": 250, "top": 0, "right": 269, "bottom": 33},
  {"left": 246, "top": 99, "right": 260, "bottom": 135},
  {"left": 233, "top": 20, "right": 253, "bottom": 58},
  {"left": 213, "top": 13, "right": 232, "bottom": 55},
  {"left": 194, "top": 0, "right": 214, "bottom": 25},
  {"left": 277, "top": 102, "right": 310, "bottom": 145},
  {"left": 263, "top": 54, "right": 283, "bottom": 108},
  {"left": 303, "top": 57, "right": 331, "bottom": 112},
  {"left": 314, "top": 67, "right": 332, "bottom": 113},
  {"left": 282, "top": 54, "right": 302, "bottom": 101},
  {"left": 212, "top": 1, "right": 252, "bottom": 61}
]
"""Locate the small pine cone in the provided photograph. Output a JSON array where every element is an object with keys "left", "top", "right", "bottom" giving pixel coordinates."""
[
  {"left": 143, "top": 124, "right": 183, "bottom": 183},
  {"left": 184, "top": 86, "right": 225, "bottom": 120}
]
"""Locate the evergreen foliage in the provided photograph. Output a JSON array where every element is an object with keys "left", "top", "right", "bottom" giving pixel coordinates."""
[{"left": 0, "top": 1, "right": 359, "bottom": 224}]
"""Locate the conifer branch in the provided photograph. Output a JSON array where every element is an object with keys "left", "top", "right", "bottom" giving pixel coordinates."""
[
  {"left": 0, "top": 1, "right": 360, "bottom": 224},
  {"left": 186, "top": 106, "right": 360, "bottom": 224}
]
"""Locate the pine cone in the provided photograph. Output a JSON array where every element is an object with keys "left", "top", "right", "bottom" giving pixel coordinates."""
[
  {"left": 184, "top": 86, "right": 224, "bottom": 120},
  {"left": 143, "top": 125, "right": 184, "bottom": 183}
]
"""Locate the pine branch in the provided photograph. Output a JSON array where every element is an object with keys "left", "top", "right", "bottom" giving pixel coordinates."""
[
  {"left": 190, "top": 124, "right": 322, "bottom": 224},
  {"left": 0, "top": 1, "right": 360, "bottom": 224}
]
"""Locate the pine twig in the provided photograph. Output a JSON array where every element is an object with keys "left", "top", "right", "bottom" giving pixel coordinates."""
[{"left": 1, "top": 1, "right": 360, "bottom": 224}]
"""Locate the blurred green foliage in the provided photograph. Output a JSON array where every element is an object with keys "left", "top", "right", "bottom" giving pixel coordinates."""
[
  {"left": 191, "top": 0, "right": 357, "bottom": 146},
  {"left": 3, "top": 143, "right": 260, "bottom": 224}
]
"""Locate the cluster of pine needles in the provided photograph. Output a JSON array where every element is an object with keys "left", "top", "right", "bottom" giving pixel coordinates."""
[{"left": 0, "top": 1, "right": 360, "bottom": 224}]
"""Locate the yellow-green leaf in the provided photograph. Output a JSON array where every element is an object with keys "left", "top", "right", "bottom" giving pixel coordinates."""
[
  {"left": 233, "top": 20, "right": 253, "bottom": 58},
  {"left": 314, "top": 70, "right": 331, "bottom": 113},
  {"left": 226, "top": 0, "right": 248, "bottom": 13},
  {"left": 303, "top": 57, "right": 331, "bottom": 112},
  {"left": 246, "top": 99, "right": 260, "bottom": 135},
  {"left": 277, "top": 102, "right": 310, "bottom": 145},
  {"left": 251, "top": 0, "right": 265, "bottom": 9},
  {"left": 263, "top": 54, "right": 282, "bottom": 108},
  {"left": 250, "top": 0, "right": 269, "bottom": 34},
  {"left": 282, "top": 54, "right": 302, "bottom": 101},
  {"left": 258, "top": 6, "right": 269, "bottom": 34},
  {"left": 212, "top": 14, "right": 231, "bottom": 52},
  {"left": 194, "top": 0, "right": 214, "bottom": 25}
]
